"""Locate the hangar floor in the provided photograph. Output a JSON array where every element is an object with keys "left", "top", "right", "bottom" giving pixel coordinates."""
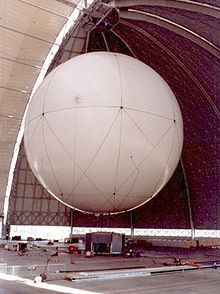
[{"left": 0, "top": 246, "right": 220, "bottom": 293}]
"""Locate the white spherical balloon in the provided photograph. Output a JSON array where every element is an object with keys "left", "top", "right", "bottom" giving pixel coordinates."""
[{"left": 24, "top": 52, "right": 183, "bottom": 214}]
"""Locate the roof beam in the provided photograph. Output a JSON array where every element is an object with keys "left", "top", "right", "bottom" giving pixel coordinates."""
[
  {"left": 115, "top": 0, "right": 220, "bottom": 18},
  {"left": 0, "top": 114, "right": 22, "bottom": 121},
  {"left": 16, "top": 0, "right": 68, "bottom": 19},
  {"left": 0, "top": 25, "right": 60, "bottom": 46},
  {"left": 119, "top": 19, "right": 220, "bottom": 118},
  {"left": 0, "top": 56, "right": 42, "bottom": 69},
  {"left": 119, "top": 9, "right": 220, "bottom": 58},
  {"left": 0, "top": 85, "right": 31, "bottom": 95},
  {"left": 101, "top": 32, "right": 110, "bottom": 51},
  {"left": 53, "top": 0, "right": 77, "bottom": 8}
]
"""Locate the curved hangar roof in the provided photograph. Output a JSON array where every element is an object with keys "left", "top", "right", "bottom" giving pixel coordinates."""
[
  {"left": 0, "top": 0, "right": 86, "bottom": 216},
  {"left": 1, "top": 0, "right": 220, "bottom": 228}
]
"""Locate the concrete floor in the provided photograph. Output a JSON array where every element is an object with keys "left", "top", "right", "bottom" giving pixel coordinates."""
[{"left": 0, "top": 246, "right": 220, "bottom": 293}]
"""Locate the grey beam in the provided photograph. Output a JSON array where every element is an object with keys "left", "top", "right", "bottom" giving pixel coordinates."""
[
  {"left": 0, "top": 85, "right": 31, "bottom": 95},
  {"left": 54, "top": 0, "right": 77, "bottom": 8},
  {"left": 17, "top": 0, "right": 68, "bottom": 19},
  {"left": 119, "top": 9, "right": 220, "bottom": 58},
  {"left": 0, "top": 25, "right": 60, "bottom": 46},
  {"left": 0, "top": 114, "right": 22, "bottom": 121},
  {"left": 115, "top": 0, "right": 220, "bottom": 18},
  {"left": 0, "top": 56, "right": 42, "bottom": 69},
  {"left": 180, "top": 159, "right": 195, "bottom": 240},
  {"left": 101, "top": 32, "right": 110, "bottom": 51},
  {"left": 119, "top": 19, "right": 220, "bottom": 118}
]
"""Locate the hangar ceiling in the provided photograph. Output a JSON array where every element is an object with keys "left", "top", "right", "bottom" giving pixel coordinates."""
[
  {"left": 1, "top": 0, "right": 220, "bottom": 230},
  {"left": 0, "top": 0, "right": 89, "bottom": 217}
]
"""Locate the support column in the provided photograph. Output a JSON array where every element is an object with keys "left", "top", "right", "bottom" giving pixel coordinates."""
[
  {"left": 181, "top": 160, "right": 195, "bottom": 240},
  {"left": 130, "top": 211, "right": 134, "bottom": 238},
  {"left": 70, "top": 209, "right": 74, "bottom": 236}
]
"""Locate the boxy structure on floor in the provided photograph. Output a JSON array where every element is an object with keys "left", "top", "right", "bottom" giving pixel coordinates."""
[{"left": 85, "top": 232, "right": 125, "bottom": 255}]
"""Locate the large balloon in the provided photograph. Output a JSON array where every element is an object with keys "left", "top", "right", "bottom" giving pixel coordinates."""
[{"left": 24, "top": 52, "right": 183, "bottom": 214}]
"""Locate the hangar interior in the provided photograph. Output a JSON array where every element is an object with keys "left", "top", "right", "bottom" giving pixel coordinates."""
[
  {"left": 0, "top": 0, "right": 219, "bottom": 239},
  {"left": 0, "top": 1, "right": 220, "bottom": 293}
]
